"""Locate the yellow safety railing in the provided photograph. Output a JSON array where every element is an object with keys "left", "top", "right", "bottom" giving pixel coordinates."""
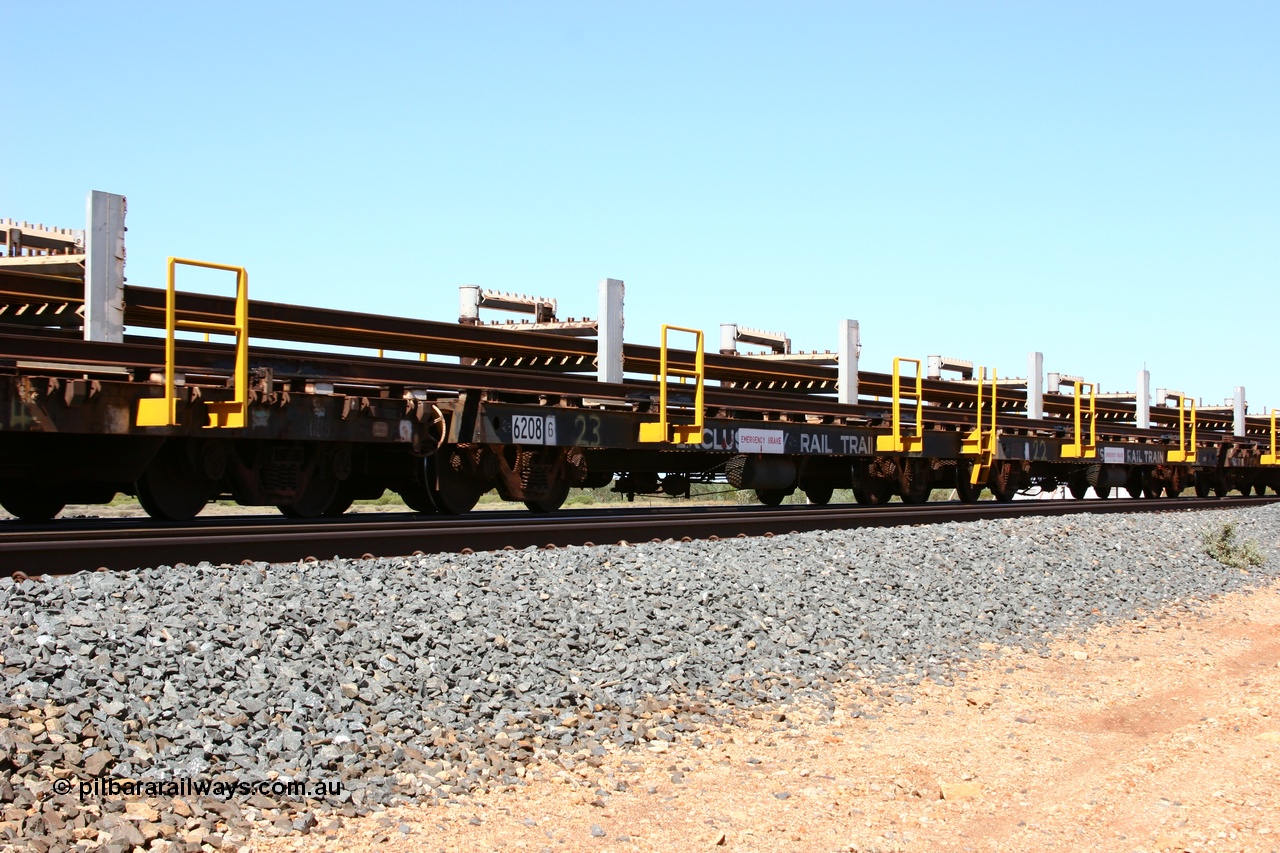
[
  {"left": 960, "top": 367, "right": 997, "bottom": 484},
  {"left": 1167, "top": 394, "right": 1197, "bottom": 463},
  {"left": 1060, "top": 380, "right": 1097, "bottom": 459},
  {"left": 1264, "top": 409, "right": 1278, "bottom": 466},
  {"left": 377, "top": 350, "right": 427, "bottom": 361},
  {"left": 638, "top": 325, "right": 704, "bottom": 444},
  {"left": 876, "top": 357, "right": 924, "bottom": 453},
  {"left": 136, "top": 257, "right": 249, "bottom": 429}
]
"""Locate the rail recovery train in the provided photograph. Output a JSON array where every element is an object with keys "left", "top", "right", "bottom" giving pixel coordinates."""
[{"left": 0, "top": 192, "right": 1276, "bottom": 522}]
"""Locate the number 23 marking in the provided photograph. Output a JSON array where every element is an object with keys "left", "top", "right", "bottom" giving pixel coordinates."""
[{"left": 574, "top": 414, "right": 601, "bottom": 446}]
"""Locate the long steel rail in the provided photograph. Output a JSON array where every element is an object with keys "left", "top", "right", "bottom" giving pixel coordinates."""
[
  {"left": 0, "top": 328, "right": 1264, "bottom": 448},
  {"left": 0, "top": 278, "right": 1273, "bottom": 437},
  {"left": 3, "top": 496, "right": 1275, "bottom": 576}
]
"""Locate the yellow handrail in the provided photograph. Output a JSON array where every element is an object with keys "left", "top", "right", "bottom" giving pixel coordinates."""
[
  {"left": 959, "top": 368, "right": 997, "bottom": 480},
  {"left": 989, "top": 370, "right": 998, "bottom": 454},
  {"left": 1167, "top": 394, "right": 1197, "bottom": 463},
  {"left": 961, "top": 367, "right": 991, "bottom": 454},
  {"left": 964, "top": 368, "right": 998, "bottom": 484},
  {"left": 1060, "top": 380, "right": 1096, "bottom": 458},
  {"left": 638, "top": 325, "right": 704, "bottom": 444},
  {"left": 136, "top": 257, "right": 249, "bottom": 429},
  {"left": 876, "top": 357, "right": 923, "bottom": 453},
  {"left": 1261, "top": 408, "right": 1277, "bottom": 465},
  {"left": 975, "top": 367, "right": 985, "bottom": 431}
]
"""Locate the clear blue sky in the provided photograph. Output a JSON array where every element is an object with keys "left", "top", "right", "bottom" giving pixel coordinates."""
[{"left": 5, "top": 2, "right": 1277, "bottom": 412}]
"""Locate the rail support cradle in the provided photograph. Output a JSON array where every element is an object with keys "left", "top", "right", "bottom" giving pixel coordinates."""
[{"left": 0, "top": 191, "right": 1277, "bottom": 531}]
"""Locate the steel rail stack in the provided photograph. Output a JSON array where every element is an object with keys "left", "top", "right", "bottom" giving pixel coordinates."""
[{"left": 1, "top": 193, "right": 1277, "bottom": 524}]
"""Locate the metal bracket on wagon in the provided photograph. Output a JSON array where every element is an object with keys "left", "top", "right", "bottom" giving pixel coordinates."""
[
  {"left": 638, "top": 325, "right": 705, "bottom": 444},
  {"left": 136, "top": 258, "right": 249, "bottom": 429}
]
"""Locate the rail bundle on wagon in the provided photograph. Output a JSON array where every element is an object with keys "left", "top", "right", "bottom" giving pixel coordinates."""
[{"left": 0, "top": 192, "right": 1276, "bottom": 523}]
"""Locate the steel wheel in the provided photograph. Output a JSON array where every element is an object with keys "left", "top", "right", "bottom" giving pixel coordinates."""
[
  {"left": 1194, "top": 472, "right": 1212, "bottom": 498},
  {"left": 954, "top": 462, "right": 981, "bottom": 504},
  {"left": 137, "top": 441, "right": 213, "bottom": 521},
  {"left": 898, "top": 459, "right": 932, "bottom": 504},
  {"left": 277, "top": 466, "right": 340, "bottom": 519},
  {"left": 900, "top": 488, "right": 931, "bottom": 504},
  {"left": 1125, "top": 470, "right": 1145, "bottom": 499},
  {"left": 525, "top": 478, "right": 571, "bottom": 513},
  {"left": 430, "top": 451, "right": 488, "bottom": 514},
  {"left": 322, "top": 481, "right": 357, "bottom": 517},
  {"left": 396, "top": 480, "right": 437, "bottom": 514},
  {"left": 803, "top": 484, "right": 834, "bottom": 505},
  {"left": 0, "top": 485, "right": 65, "bottom": 522},
  {"left": 755, "top": 488, "right": 788, "bottom": 506},
  {"left": 850, "top": 461, "right": 890, "bottom": 505},
  {"left": 1067, "top": 474, "right": 1090, "bottom": 500},
  {"left": 518, "top": 448, "right": 572, "bottom": 513},
  {"left": 851, "top": 478, "right": 893, "bottom": 505},
  {"left": 989, "top": 461, "right": 1018, "bottom": 502}
]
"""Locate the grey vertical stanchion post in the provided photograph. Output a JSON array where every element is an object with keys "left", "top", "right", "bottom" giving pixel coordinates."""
[
  {"left": 1137, "top": 369, "right": 1151, "bottom": 429},
  {"left": 837, "top": 319, "right": 859, "bottom": 405},
  {"left": 458, "top": 285, "right": 481, "bottom": 325},
  {"left": 719, "top": 323, "right": 738, "bottom": 356},
  {"left": 597, "top": 278, "right": 624, "bottom": 384},
  {"left": 1234, "top": 386, "right": 1247, "bottom": 437},
  {"left": 84, "top": 191, "right": 126, "bottom": 343},
  {"left": 1026, "top": 352, "right": 1044, "bottom": 420},
  {"left": 457, "top": 286, "right": 482, "bottom": 366}
]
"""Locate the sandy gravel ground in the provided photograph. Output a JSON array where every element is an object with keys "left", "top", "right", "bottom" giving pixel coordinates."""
[{"left": 245, "top": 573, "right": 1280, "bottom": 853}]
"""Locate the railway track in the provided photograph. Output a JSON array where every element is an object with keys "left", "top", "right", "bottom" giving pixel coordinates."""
[{"left": 4, "top": 495, "right": 1276, "bottom": 575}]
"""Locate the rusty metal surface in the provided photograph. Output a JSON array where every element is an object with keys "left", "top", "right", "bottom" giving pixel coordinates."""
[
  {"left": 123, "top": 286, "right": 600, "bottom": 363},
  {"left": 0, "top": 331, "right": 1266, "bottom": 469},
  {"left": 0, "top": 275, "right": 1272, "bottom": 437}
]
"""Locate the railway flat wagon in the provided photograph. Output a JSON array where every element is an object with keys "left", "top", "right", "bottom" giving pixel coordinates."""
[{"left": 1, "top": 193, "right": 1276, "bottom": 522}]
